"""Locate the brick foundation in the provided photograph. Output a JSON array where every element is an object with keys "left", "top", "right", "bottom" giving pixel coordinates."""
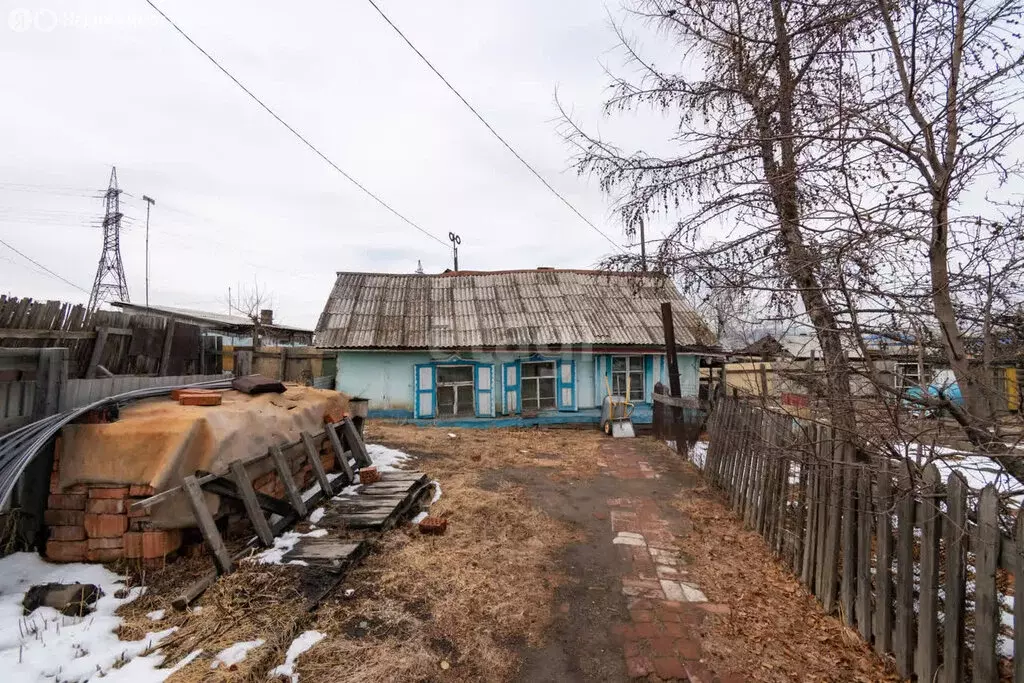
[{"left": 45, "top": 433, "right": 337, "bottom": 564}]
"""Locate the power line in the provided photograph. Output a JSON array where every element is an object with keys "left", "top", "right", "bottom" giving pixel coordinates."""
[
  {"left": 364, "top": 0, "right": 624, "bottom": 253},
  {"left": 142, "top": 0, "right": 448, "bottom": 249},
  {"left": 0, "top": 237, "right": 90, "bottom": 294}
]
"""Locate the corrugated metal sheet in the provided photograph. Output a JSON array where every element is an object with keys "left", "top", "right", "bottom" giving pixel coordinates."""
[{"left": 314, "top": 270, "right": 715, "bottom": 349}]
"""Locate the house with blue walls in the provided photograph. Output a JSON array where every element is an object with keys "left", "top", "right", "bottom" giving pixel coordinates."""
[{"left": 314, "top": 269, "right": 716, "bottom": 427}]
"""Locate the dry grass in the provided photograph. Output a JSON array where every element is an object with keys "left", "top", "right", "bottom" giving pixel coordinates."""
[
  {"left": 292, "top": 425, "right": 603, "bottom": 682},
  {"left": 670, "top": 468, "right": 899, "bottom": 682},
  {"left": 116, "top": 560, "right": 309, "bottom": 681},
  {"left": 112, "top": 425, "right": 603, "bottom": 682}
]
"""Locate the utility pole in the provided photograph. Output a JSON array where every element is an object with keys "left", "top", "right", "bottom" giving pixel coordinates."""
[
  {"left": 638, "top": 216, "right": 647, "bottom": 271},
  {"left": 87, "top": 166, "right": 130, "bottom": 313},
  {"left": 142, "top": 195, "right": 155, "bottom": 309},
  {"left": 448, "top": 232, "right": 461, "bottom": 271}
]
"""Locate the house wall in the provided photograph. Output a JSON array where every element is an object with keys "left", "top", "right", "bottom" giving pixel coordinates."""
[{"left": 335, "top": 349, "right": 701, "bottom": 420}]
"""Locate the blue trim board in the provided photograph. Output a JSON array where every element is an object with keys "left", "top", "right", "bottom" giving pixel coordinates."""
[{"left": 369, "top": 404, "right": 655, "bottom": 429}]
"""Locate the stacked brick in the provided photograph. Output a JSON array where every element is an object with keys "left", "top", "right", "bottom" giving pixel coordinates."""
[{"left": 45, "top": 433, "right": 337, "bottom": 564}]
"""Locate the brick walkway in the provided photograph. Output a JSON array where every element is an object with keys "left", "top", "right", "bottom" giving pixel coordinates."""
[{"left": 597, "top": 440, "right": 740, "bottom": 682}]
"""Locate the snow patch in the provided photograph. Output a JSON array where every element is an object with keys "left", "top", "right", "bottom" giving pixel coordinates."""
[
  {"left": 146, "top": 609, "right": 165, "bottom": 622},
  {"left": 411, "top": 511, "right": 428, "bottom": 524},
  {"left": 251, "top": 529, "right": 328, "bottom": 566},
  {"left": 268, "top": 630, "right": 326, "bottom": 682},
  {"left": 308, "top": 507, "right": 325, "bottom": 524},
  {"left": 0, "top": 552, "right": 188, "bottom": 682},
  {"left": 688, "top": 441, "right": 708, "bottom": 469},
  {"left": 211, "top": 639, "right": 264, "bottom": 669},
  {"left": 365, "top": 443, "right": 413, "bottom": 472}
]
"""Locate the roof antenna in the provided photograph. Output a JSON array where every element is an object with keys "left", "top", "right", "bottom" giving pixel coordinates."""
[
  {"left": 415, "top": 259, "right": 424, "bottom": 275},
  {"left": 448, "top": 232, "right": 461, "bottom": 271}
]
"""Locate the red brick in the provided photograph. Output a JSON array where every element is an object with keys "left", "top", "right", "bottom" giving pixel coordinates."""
[
  {"left": 87, "top": 546, "right": 124, "bottom": 562},
  {"left": 625, "top": 655, "right": 652, "bottom": 678},
  {"left": 142, "top": 530, "right": 182, "bottom": 559},
  {"left": 47, "top": 494, "right": 86, "bottom": 510},
  {"left": 634, "top": 622, "right": 658, "bottom": 638},
  {"left": 418, "top": 516, "right": 447, "bottom": 535},
  {"left": 180, "top": 393, "right": 221, "bottom": 406},
  {"left": 46, "top": 540, "right": 87, "bottom": 562},
  {"left": 651, "top": 636, "right": 676, "bottom": 657},
  {"left": 84, "top": 513, "right": 127, "bottom": 538},
  {"left": 696, "top": 602, "right": 731, "bottom": 615},
  {"left": 49, "top": 526, "right": 86, "bottom": 542},
  {"left": 129, "top": 484, "right": 155, "bottom": 497},
  {"left": 86, "top": 498, "right": 125, "bottom": 514},
  {"left": 630, "top": 609, "right": 654, "bottom": 623},
  {"left": 171, "top": 388, "right": 217, "bottom": 400},
  {"left": 128, "top": 505, "right": 150, "bottom": 518},
  {"left": 88, "top": 536, "right": 124, "bottom": 550},
  {"left": 320, "top": 453, "right": 335, "bottom": 472},
  {"left": 359, "top": 466, "right": 380, "bottom": 485},
  {"left": 675, "top": 637, "right": 701, "bottom": 660},
  {"left": 124, "top": 532, "right": 144, "bottom": 558},
  {"left": 88, "top": 487, "right": 129, "bottom": 500},
  {"left": 662, "top": 621, "right": 685, "bottom": 637},
  {"left": 653, "top": 656, "right": 688, "bottom": 680},
  {"left": 45, "top": 509, "right": 85, "bottom": 526}
]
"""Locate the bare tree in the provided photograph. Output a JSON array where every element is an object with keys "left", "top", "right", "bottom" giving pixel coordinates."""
[
  {"left": 562, "top": 0, "right": 872, "bottom": 452},
  {"left": 235, "top": 281, "right": 273, "bottom": 350}
]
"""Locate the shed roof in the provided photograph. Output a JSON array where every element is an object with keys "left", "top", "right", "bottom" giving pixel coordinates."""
[
  {"left": 111, "top": 302, "right": 313, "bottom": 334},
  {"left": 314, "top": 269, "right": 715, "bottom": 350}
]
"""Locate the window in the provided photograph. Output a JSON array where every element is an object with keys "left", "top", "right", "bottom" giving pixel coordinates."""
[
  {"left": 612, "top": 356, "right": 645, "bottom": 401},
  {"left": 436, "top": 365, "right": 475, "bottom": 417},
  {"left": 895, "top": 363, "right": 931, "bottom": 394},
  {"left": 521, "top": 361, "right": 556, "bottom": 410}
]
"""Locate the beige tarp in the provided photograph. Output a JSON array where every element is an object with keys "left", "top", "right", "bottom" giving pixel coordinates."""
[{"left": 57, "top": 385, "right": 347, "bottom": 527}]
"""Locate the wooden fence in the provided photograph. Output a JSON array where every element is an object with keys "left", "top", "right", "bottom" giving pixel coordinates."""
[
  {"left": 0, "top": 296, "right": 221, "bottom": 378},
  {"left": 702, "top": 397, "right": 1020, "bottom": 682}
]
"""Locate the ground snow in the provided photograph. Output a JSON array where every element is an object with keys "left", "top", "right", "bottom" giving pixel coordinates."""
[
  {"left": 898, "top": 442, "right": 1023, "bottom": 507},
  {"left": 252, "top": 528, "right": 328, "bottom": 566},
  {"left": 308, "top": 507, "right": 326, "bottom": 524},
  {"left": 268, "top": 630, "right": 326, "bottom": 682},
  {"left": 211, "top": 639, "right": 264, "bottom": 669},
  {"left": 411, "top": 511, "right": 428, "bottom": 524},
  {"left": 0, "top": 552, "right": 185, "bottom": 682},
  {"left": 146, "top": 609, "right": 165, "bottom": 622},
  {"left": 365, "top": 443, "right": 413, "bottom": 471},
  {"left": 688, "top": 441, "right": 708, "bottom": 469}
]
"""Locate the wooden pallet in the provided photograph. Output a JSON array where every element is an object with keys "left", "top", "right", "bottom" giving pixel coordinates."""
[
  {"left": 317, "top": 471, "right": 430, "bottom": 530},
  {"left": 283, "top": 538, "right": 368, "bottom": 573}
]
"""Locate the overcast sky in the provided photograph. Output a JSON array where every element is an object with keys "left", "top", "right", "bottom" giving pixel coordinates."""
[{"left": 0, "top": 0, "right": 684, "bottom": 328}]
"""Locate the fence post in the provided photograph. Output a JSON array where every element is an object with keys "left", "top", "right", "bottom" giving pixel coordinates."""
[
  {"left": 821, "top": 429, "right": 843, "bottom": 613},
  {"left": 855, "top": 464, "right": 872, "bottom": 640},
  {"left": 800, "top": 423, "right": 819, "bottom": 585},
  {"left": 841, "top": 447, "right": 857, "bottom": 627},
  {"left": 234, "top": 349, "right": 253, "bottom": 377}
]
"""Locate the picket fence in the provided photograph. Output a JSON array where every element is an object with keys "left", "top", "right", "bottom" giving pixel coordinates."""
[{"left": 702, "top": 398, "right": 1020, "bottom": 682}]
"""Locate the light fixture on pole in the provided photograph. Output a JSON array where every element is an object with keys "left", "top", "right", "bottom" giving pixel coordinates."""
[
  {"left": 448, "top": 232, "right": 461, "bottom": 271},
  {"left": 142, "top": 195, "right": 156, "bottom": 309}
]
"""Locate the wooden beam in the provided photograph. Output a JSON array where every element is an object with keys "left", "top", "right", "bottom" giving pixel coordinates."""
[
  {"left": 301, "top": 431, "right": 334, "bottom": 497},
  {"left": 651, "top": 393, "right": 699, "bottom": 409},
  {"left": 158, "top": 320, "right": 176, "bottom": 375},
  {"left": 0, "top": 327, "right": 131, "bottom": 340},
  {"left": 341, "top": 417, "right": 372, "bottom": 468},
  {"left": 326, "top": 423, "right": 355, "bottom": 484},
  {"left": 202, "top": 479, "right": 294, "bottom": 518},
  {"left": 182, "top": 475, "right": 232, "bottom": 574},
  {"left": 86, "top": 327, "right": 110, "bottom": 379},
  {"left": 270, "top": 445, "right": 307, "bottom": 516},
  {"left": 229, "top": 461, "right": 274, "bottom": 547}
]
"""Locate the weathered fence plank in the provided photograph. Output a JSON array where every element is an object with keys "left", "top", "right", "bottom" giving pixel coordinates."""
[
  {"left": 916, "top": 464, "right": 941, "bottom": 681},
  {"left": 894, "top": 469, "right": 915, "bottom": 678},
  {"left": 856, "top": 465, "right": 872, "bottom": 640},
  {"left": 973, "top": 485, "right": 1000, "bottom": 683},
  {"left": 875, "top": 456, "right": 894, "bottom": 657},
  {"left": 944, "top": 472, "right": 968, "bottom": 683}
]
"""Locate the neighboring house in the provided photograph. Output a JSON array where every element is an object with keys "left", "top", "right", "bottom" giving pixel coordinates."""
[
  {"left": 112, "top": 302, "right": 313, "bottom": 347},
  {"left": 313, "top": 269, "right": 717, "bottom": 427}
]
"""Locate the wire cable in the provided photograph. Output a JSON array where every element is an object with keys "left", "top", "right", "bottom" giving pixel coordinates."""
[
  {"left": 0, "top": 237, "right": 90, "bottom": 294},
  {"left": 143, "top": 0, "right": 448, "bottom": 248},
  {"left": 364, "top": 0, "right": 624, "bottom": 253}
]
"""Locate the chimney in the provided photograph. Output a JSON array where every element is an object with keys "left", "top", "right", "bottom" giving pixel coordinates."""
[{"left": 259, "top": 309, "right": 273, "bottom": 325}]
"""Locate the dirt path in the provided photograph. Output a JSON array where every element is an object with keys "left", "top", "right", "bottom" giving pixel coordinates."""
[{"left": 487, "top": 435, "right": 892, "bottom": 682}]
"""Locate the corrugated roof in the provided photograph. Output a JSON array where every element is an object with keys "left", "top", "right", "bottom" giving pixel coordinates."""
[
  {"left": 314, "top": 270, "right": 715, "bottom": 349},
  {"left": 111, "top": 302, "right": 313, "bottom": 334}
]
